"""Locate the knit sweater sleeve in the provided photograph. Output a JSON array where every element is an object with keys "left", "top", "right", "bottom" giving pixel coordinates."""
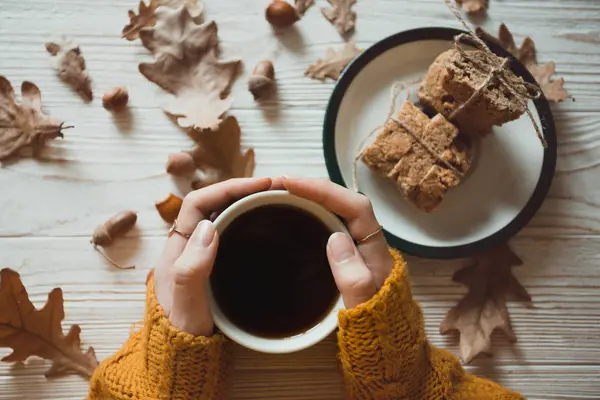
[
  {"left": 337, "top": 249, "right": 524, "bottom": 400},
  {"left": 87, "top": 271, "right": 229, "bottom": 400}
]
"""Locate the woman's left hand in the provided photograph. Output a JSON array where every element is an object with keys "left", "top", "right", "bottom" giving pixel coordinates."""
[
  {"left": 153, "top": 177, "right": 277, "bottom": 337},
  {"left": 282, "top": 177, "right": 395, "bottom": 309}
]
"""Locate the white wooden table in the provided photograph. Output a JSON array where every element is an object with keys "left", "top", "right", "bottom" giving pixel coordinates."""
[{"left": 1, "top": 0, "right": 599, "bottom": 399}]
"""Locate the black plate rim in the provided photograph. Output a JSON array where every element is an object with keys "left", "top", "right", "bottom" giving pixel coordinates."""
[{"left": 322, "top": 27, "right": 557, "bottom": 259}]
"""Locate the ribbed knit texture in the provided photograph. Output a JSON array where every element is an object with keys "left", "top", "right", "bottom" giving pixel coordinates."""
[
  {"left": 338, "top": 249, "right": 523, "bottom": 400},
  {"left": 87, "top": 271, "right": 229, "bottom": 400},
  {"left": 88, "top": 250, "right": 523, "bottom": 400}
]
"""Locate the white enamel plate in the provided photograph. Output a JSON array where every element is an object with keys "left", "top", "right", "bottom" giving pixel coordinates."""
[{"left": 323, "top": 28, "right": 557, "bottom": 258}]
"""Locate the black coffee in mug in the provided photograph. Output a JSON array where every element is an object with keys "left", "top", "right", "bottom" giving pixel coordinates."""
[{"left": 210, "top": 205, "right": 339, "bottom": 338}]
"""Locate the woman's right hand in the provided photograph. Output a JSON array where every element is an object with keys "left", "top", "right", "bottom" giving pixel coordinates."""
[{"left": 282, "top": 177, "right": 395, "bottom": 309}]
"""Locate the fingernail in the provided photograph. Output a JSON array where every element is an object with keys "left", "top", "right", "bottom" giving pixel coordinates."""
[
  {"left": 195, "top": 220, "right": 215, "bottom": 247},
  {"left": 328, "top": 232, "right": 355, "bottom": 263}
]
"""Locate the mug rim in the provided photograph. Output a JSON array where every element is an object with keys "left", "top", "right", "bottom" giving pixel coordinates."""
[{"left": 208, "top": 190, "right": 347, "bottom": 354}]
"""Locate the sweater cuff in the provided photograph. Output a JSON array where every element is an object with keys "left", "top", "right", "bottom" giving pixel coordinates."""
[
  {"left": 338, "top": 248, "right": 411, "bottom": 325},
  {"left": 145, "top": 271, "right": 229, "bottom": 399},
  {"left": 146, "top": 271, "right": 225, "bottom": 348}
]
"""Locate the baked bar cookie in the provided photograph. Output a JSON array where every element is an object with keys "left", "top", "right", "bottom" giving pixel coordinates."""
[
  {"left": 419, "top": 49, "right": 528, "bottom": 137},
  {"left": 361, "top": 101, "right": 472, "bottom": 212}
]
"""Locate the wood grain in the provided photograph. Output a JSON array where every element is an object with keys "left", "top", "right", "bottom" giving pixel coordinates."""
[
  {"left": 1, "top": 0, "right": 600, "bottom": 399},
  {"left": 1, "top": 237, "right": 599, "bottom": 399}
]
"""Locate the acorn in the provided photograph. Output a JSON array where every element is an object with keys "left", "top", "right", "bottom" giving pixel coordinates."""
[
  {"left": 248, "top": 60, "right": 276, "bottom": 101},
  {"left": 102, "top": 87, "right": 129, "bottom": 112},
  {"left": 265, "top": 0, "right": 299, "bottom": 28},
  {"left": 165, "top": 152, "right": 196, "bottom": 176}
]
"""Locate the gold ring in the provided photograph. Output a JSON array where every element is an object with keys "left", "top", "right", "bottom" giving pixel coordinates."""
[
  {"left": 355, "top": 226, "right": 384, "bottom": 244},
  {"left": 168, "top": 219, "right": 192, "bottom": 239}
]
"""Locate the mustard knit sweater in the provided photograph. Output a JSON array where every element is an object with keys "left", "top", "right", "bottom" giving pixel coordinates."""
[{"left": 88, "top": 250, "right": 523, "bottom": 400}]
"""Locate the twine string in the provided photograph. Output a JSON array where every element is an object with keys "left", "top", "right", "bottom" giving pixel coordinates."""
[
  {"left": 352, "top": 81, "right": 413, "bottom": 191},
  {"left": 352, "top": 81, "right": 464, "bottom": 193},
  {"left": 448, "top": 54, "right": 508, "bottom": 121},
  {"left": 387, "top": 116, "right": 464, "bottom": 177},
  {"left": 351, "top": 0, "right": 549, "bottom": 193},
  {"left": 442, "top": 0, "right": 547, "bottom": 147}
]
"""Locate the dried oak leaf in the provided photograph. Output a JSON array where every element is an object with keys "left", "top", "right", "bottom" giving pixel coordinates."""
[
  {"left": 139, "top": 7, "right": 242, "bottom": 131},
  {"left": 45, "top": 37, "right": 93, "bottom": 102},
  {"left": 122, "top": 0, "right": 204, "bottom": 41},
  {"left": 440, "top": 244, "right": 532, "bottom": 364},
  {"left": 0, "top": 76, "right": 69, "bottom": 161},
  {"left": 0, "top": 268, "right": 98, "bottom": 378},
  {"left": 189, "top": 116, "right": 255, "bottom": 189},
  {"left": 321, "top": 0, "right": 357, "bottom": 36},
  {"left": 305, "top": 41, "right": 362, "bottom": 81},
  {"left": 295, "top": 0, "right": 314, "bottom": 15},
  {"left": 478, "top": 24, "right": 570, "bottom": 102},
  {"left": 455, "top": 0, "right": 488, "bottom": 14}
]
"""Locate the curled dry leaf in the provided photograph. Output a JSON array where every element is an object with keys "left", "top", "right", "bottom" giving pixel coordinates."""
[
  {"left": 139, "top": 7, "right": 242, "bottom": 131},
  {"left": 160, "top": 0, "right": 203, "bottom": 16},
  {"left": 305, "top": 41, "right": 362, "bottom": 81},
  {"left": 0, "top": 268, "right": 99, "bottom": 378},
  {"left": 189, "top": 116, "right": 255, "bottom": 189},
  {"left": 455, "top": 0, "right": 488, "bottom": 14},
  {"left": 156, "top": 193, "right": 183, "bottom": 223},
  {"left": 0, "top": 76, "right": 69, "bottom": 162},
  {"left": 122, "top": 0, "right": 204, "bottom": 40},
  {"left": 321, "top": 0, "right": 357, "bottom": 36},
  {"left": 478, "top": 24, "right": 570, "bottom": 102},
  {"left": 45, "top": 37, "right": 93, "bottom": 102},
  {"left": 123, "top": 0, "right": 158, "bottom": 41},
  {"left": 295, "top": 0, "right": 314, "bottom": 15},
  {"left": 440, "top": 244, "right": 532, "bottom": 364},
  {"left": 91, "top": 211, "right": 138, "bottom": 269}
]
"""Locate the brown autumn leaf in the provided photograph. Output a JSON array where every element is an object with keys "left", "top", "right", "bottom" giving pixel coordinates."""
[
  {"left": 122, "top": 0, "right": 158, "bottom": 41},
  {"left": 440, "top": 244, "right": 532, "bottom": 364},
  {"left": 0, "top": 76, "right": 70, "bottom": 162},
  {"left": 156, "top": 193, "right": 183, "bottom": 223},
  {"left": 139, "top": 7, "right": 242, "bottom": 131},
  {"left": 122, "top": 0, "right": 204, "bottom": 41},
  {"left": 45, "top": 37, "right": 93, "bottom": 102},
  {"left": 0, "top": 268, "right": 98, "bottom": 378},
  {"left": 455, "top": 0, "right": 488, "bottom": 14},
  {"left": 295, "top": 0, "right": 314, "bottom": 15},
  {"left": 478, "top": 24, "right": 570, "bottom": 102},
  {"left": 321, "top": 0, "right": 356, "bottom": 36},
  {"left": 189, "top": 116, "right": 255, "bottom": 189},
  {"left": 305, "top": 41, "right": 362, "bottom": 81}
]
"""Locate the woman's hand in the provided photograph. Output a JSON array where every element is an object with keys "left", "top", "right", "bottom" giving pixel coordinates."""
[
  {"left": 283, "top": 177, "right": 394, "bottom": 309},
  {"left": 154, "top": 177, "right": 276, "bottom": 337}
]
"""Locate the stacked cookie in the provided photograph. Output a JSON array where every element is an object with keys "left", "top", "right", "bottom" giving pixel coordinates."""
[{"left": 361, "top": 49, "right": 529, "bottom": 212}]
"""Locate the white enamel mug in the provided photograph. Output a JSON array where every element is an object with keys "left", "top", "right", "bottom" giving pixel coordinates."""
[{"left": 208, "top": 190, "right": 347, "bottom": 353}]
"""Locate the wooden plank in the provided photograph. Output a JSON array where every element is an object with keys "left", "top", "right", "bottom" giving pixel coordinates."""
[
  {"left": 0, "top": 236, "right": 598, "bottom": 399},
  {"left": 0, "top": 0, "right": 599, "bottom": 235},
  {"left": 1, "top": 0, "right": 600, "bottom": 399},
  {"left": 1, "top": 365, "right": 598, "bottom": 400}
]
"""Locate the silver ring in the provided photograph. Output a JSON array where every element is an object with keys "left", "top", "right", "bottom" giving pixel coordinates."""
[
  {"left": 168, "top": 219, "right": 192, "bottom": 239},
  {"left": 355, "top": 225, "right": 384, "bottom": 244}
]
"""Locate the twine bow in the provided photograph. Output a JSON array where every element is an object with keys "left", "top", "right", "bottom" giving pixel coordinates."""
[
  {"left": 442, "top": 0, "right": 547, "bottom": 147},
  {"left": 352, "top": 0, "right": 550, "bottom": 192}
]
